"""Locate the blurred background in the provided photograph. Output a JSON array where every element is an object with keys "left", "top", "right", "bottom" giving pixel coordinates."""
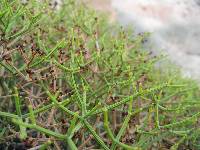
[{"left": 85, "top": 0, "right": 200, "bottom": 79}]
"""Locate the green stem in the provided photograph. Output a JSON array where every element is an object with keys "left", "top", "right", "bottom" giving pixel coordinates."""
[
  {"left": 28, "top": 105, "right": 36, "bottom": 125},
  {"left": 30, "top": 39, "right": 65, "bottom": 68},
  {"left": 90, "top": 83, "right": 167, "bottom": 116},
  {"left": 0, "top": 111, "right": 19, "bottom": 119},
  {"left": 161, "top": 112, "right": 200, "bottom": 129},
  {"left": 14, "top": 87, "right": 22, "bottom": 117},
  {"left": 111, "top": 98, "right": 133, "bottom": 150},
  {"left": 12, "top": 119, "right": 66, "bottom": 139},
  {"left": 22, "top": 97, "right": 71, "bottom": 118},
  {"left": 103, "top": 109, "right": 139, "bottom": 150},
  {"left": 47, "top": 91, "right": 109, "bottom": 150},
  {"left": 39, "top": 140, "right": 52, "bottom": 150}
]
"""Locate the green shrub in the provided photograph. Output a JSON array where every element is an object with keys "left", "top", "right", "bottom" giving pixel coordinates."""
[{"left": 0, "top": 0, "right": 200, "bottom": 149}]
